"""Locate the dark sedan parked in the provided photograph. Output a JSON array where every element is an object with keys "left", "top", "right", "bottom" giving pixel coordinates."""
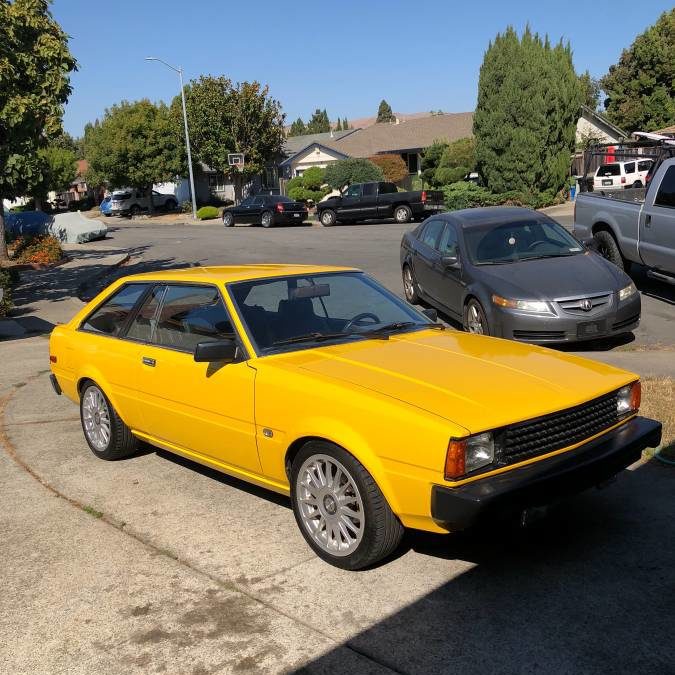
[
  {"left": 222, "top": 195, "right": 308, "bottom": 228},
  {"left": 400, "top": 207, "right": 641, "bottom": 344}
]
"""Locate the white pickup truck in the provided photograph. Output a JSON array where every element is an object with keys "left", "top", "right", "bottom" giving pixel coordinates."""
[{"left": 574, "top": 156, "right": 675, "bottom": 282}]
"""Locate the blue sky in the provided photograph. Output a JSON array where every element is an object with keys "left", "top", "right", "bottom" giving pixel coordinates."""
[{"left": 53, "top": 0, "right": 673, "bottom": 137}]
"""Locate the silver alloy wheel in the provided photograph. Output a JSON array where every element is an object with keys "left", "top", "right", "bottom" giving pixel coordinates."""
[
  {"left": 395, "top": 206, "right": 410, "bottom": 223},
  {"left": 320, "top": 210, "right": 335, "bottom": 226},
  {"left": 82, "top": 387, "right": 111, "bottom": 451},
  {"left": 262, "top": 211, "right": 272, "bottom": 227},
  {"left": 403, "top": 266, "right": 415, "bottom": 300},
  {"left": 466, "top": 303, "right": 485, "bottom": 334},
  {"left": 296, "top": 454, "right": 365, "bottom": 557}
]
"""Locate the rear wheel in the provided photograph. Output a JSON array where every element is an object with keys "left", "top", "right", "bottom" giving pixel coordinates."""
[
  {"left": 223, "top": 212, "right": 234, "bottom": 227},
  {"left": 80, "top": 382, "right": 137, "bottom": 460},
  {"left": 394, "top": 205, "right": 412, "bottom": 224},
  {"left": 129, "top": 204, "right": 140, "bottom": 217},
  {"left": 594, "top": 230, "right": 630, "bottom": 271},
  {"left": 463, "top": 298, "right": 490, "bottom": 335},
  {"left": 290, "top": 441, "right": 404, "bottom": 570},
  {"left": 402, "top": 264, "right": 421, "bottom": 304},
  {"left": 261, "top": 211, "right": 273, "bottom": 228},
  {"left": 320, "top": 209, "right": 337, "bottom": 227},
  {"left": 632, "top": 181, "right": 643, "bottom": 188}
]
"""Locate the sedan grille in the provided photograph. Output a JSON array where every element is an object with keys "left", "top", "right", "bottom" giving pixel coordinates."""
[
  {"left": 513, "top": 329, "right": 566, "bottom": 341},
  {"left": 499, "top": 391, "right": 620, "bottom": 464},
  {"left": 556, "top": 293, "right": 612, "bottom": 315}
]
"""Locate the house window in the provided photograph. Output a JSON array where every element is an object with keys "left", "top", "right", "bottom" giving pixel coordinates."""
[
  {"left": 403, "top": 153, "right": 419, "bottom": 174},
  {"left": 208, "top": 172, "right": 227, "bottom": 192}
]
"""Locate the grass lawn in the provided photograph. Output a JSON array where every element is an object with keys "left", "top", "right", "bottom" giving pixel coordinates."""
[{"left": 640, "top": 376, "right": 674, "bottom": 460}]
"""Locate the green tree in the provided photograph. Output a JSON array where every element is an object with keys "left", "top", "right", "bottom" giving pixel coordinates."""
[
  {"left": 0, "top": 0, "right": 77, "bottom": 261},
  {"left": 578, "top": 70, "right": 601, "bottom": 110},
  {"left": 306, "top": 108, "right": 330, "bottom": 134},
  {"left": 335, "top": 118, "right": 342, "bottom": 131},
  {"left": 376, "top": 99, "right": 394, "bottom": 123},
  {"left": 600, "top": 9, "right": 674, "bottom": 132},
  {"left": 421, "top": 140, "right": 449, "bottom": 185},
  {"left": 172, "top": 76, "right": 285, "bottom": 201},
  {"left": 85, "top": 100, "right": 183, "bottom": 212},
  {"left": 343, "top": 117, "right": 349, "bottom": 130},
  {"left": 32, "top": 145, "right": 78, "bottom": 207},
  {"left": 474, "top": 26, "right": 581, "bottom": 196},
  {"left": 368, "top": 154, "right": 408, "bottom": 183},
  {"left": 323, "top": 158, "right": 384, "bottom": 190},
  {"left": 434, "top": 137, "right": 476, "bottom": 185},
  {"left": 300, "top": 166, "right": 325, "bottom": 190},
  {"left": 289, "top": 117, "right": 306, "bottom": 137}
]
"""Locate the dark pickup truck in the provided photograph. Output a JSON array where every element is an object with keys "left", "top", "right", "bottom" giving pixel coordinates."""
[{"left": 317, "top": 181, "right": 444, "bottom": 226}]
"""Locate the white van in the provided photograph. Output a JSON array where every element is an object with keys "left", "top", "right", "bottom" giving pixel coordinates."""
[{"left": 593, "top": 159, "right": 653, "bottom": 191}]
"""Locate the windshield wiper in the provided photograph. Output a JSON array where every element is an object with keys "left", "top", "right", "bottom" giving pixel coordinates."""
[
  {"left": 520, "top": 253, "right": 579, "bottom": 261},
  {"left": 271, "top": 332, "right": 357, "bottom": 347},
  {"left": 364, "top": 321, "right": 445, "bottom": 337}
]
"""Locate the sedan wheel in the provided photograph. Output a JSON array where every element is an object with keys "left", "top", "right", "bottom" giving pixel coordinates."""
[
  {"left": 402, "top": 265, "right": 420, "bottom": 304},
  {"left": 463, "top": 299, "right": 490, "bottom": 335},
  {"left": 261, "top": 211, "right": 273, "bottom": 228},
  {"left": 223, "top": 212, "right": 234, "bottom": 227}
]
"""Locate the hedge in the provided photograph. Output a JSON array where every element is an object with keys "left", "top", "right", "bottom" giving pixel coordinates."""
[
  {"left": 196, "top": 206, "right": 219, "bottom": 220},
  {"left": 0, "top": 268, "right": 19, "bottom": 317},
  {"left": 442, "top": 182, "right": 560, "bottom": 211}
]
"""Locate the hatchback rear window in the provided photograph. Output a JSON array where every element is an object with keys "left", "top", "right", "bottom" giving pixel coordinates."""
[{"left": 596, "top": 164, "right": 621, "bottom": 177}]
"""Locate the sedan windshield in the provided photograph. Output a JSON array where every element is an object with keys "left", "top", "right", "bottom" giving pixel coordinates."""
[
  {"left": 229, "top": 272, "right": 434, "bottom": 353},
  {"left": 464, "top": 218, "right": 584, "bottom": 265}
]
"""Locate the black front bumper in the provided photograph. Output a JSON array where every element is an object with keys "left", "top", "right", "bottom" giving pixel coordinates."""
[{"left": 431, "top": 416, "right": 661, "bottom": 531}]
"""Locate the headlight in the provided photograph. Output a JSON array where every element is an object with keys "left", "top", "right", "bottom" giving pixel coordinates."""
[
  {"left": 619, "top": 282, "right": 637, "bottom": 301},
  {"left": 492, "top": 294, "right": 551, "bottom": 314},
  {"left": 445, "top": 432, "right": 495, "bottom": 480},
  {"left": 617, "top": 380, "right": 641, "bottom": 417}
]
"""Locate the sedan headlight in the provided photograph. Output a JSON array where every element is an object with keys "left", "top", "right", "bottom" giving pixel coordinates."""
[
  {"left": 617, "top": 380, "right": 641, "bottom": 417},
  {"left": 492, "top": 294, "right": 551, "bottom": 314},
  {"left": 618, "top": 282, "right": 637, "bottom": 301},
  {"left": 445, "top": 432, "right": 495, "bottom": 480}
]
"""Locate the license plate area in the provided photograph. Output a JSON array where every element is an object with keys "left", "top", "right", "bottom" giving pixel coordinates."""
[
  {"left": 577, "top": 320, "right": 606, "bottom": 338},
  {"left": 602, "top": 179, "right": 613, "bottom": 186}
]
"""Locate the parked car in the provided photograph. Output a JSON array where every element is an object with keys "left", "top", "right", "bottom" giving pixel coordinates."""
[
  {"left": 222, "top": 195, "right": 308, "bottom": 228},
  {"left": 99, "top": 196, "right": 112, "bottom": 217},
  {"left": 593, "top": 159, "right": 653, "bottom": 191},
  {"left": 575, "top": 157, "right": 675, "bottom": 280},
  {"left": 400, "top": 207, "right": 641, "bottom": 344},
  {"left": 109, "top": 188, "right": 178, "bottom": 216},
  {"left": 317, "top": 181, "right": 444, "bottom": 226},
  {"left": 49, "top": 264, "right": 661, "bottom": 569}
]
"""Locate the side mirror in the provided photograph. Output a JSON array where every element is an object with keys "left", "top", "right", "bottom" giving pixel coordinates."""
[
  {"left": 422, "top": 307, "right": 438, "bottom": 322},
  {"left": 194, "top": 339, "right": 238, "bottom": 363},
  {"left": 441, "top": 254, "right": 460, "bottom": 269}
]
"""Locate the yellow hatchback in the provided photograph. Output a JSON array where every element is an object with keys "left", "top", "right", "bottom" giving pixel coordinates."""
[{"left": 49, "top": 265, "right": 661, "bottom": 569}]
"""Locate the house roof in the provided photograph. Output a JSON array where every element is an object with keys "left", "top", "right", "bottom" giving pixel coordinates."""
[
  {"left": 283, "top": 130, "right": 358, "bottom": 156},
  {"left": 278, "top": 142, "right": 350, "bottom": 167},
  {"left": 580, "top": 105, "right": 628, "bottom": 139},
  {"left": 654, "top": 124, "right": 675, "bottom": 136},
  {"left": 328, "top": 112, "right": 474, "bottom": 157}
]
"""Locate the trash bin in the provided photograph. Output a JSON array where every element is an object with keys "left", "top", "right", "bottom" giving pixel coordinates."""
[{"left": 570, "top": 185, "right": 576, "bottom": 201}]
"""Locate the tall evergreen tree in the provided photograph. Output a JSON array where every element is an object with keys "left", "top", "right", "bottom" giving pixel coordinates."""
[
  {"left": 578, "top": 70, "right": 601, "bottom": 110},
  {"left": 343, "top": 117, "right": 349, "bottom": 130},
  {"left": 600, "top": 9, "right": 674, "bottom": 132},
  {"left": 376, "top": 100, "right": 394, "bottom": 123},
  {"left": 289, "top": 117, "right": 306, "bottom": 136},
  {"left": 306, "top": 108, "right": 330, "bottom": 134},
  {"left": 335, "top": 118, "right": 342, "bottom": 131},
  {"left": 474, "top": 26, "right": 581, "bottom": 196}
]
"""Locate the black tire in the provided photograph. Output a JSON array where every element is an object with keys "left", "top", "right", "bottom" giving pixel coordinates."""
[
  {"left": 632, "top": 181, "right": 643, "bottom": 188},
  {"left": 319, "top": 209, "right": 337, "bottom": 227},
  {"left": 165, "top": 199, "right": 177, "bottom": 211},
  {"left": 593, "top": 230, "right": 629, "bottom": 271},
  {"left": 261, "top": 211, "right": 274, "bottom": 228},
  {"left": 402, "top": 264, "right": 421, "bottom": 304},
  {"left": 79, "top": 382, "right": 137, "bottom": 461},
  {"left": 129, "top": 204, "right": 141, "bottom": 217},
  {"left": 290, "top": 440, "right": 404, "bottom": 570},
  {"left": 394, "top": 204, "right": 412, "bottom": 224},
  {"left": 223, "top": 212, "right": 234, "bottom": 227},
  {"left": 463, "top": 298, "right": 491, "bottom": 335}
]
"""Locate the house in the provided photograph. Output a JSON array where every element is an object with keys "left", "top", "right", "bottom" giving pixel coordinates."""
[
  {"left": 576, "top": 105, "right": 627, "bottom": 147},
  {"left": 654, "top": 124, "right": 675, "bottom": 137},
  {"left": 279, "top": 131, "right": 357, "bottom": 179}
]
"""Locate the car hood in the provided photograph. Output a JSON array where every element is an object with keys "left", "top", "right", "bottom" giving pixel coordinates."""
[
  {"left": 276, "top": 330, "right": 635, "bottom": 433},
  {"left": 474, "top": 251, "right": 628, "bottom": 299}
]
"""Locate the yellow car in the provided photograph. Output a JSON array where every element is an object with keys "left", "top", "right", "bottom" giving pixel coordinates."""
[{"left": 49, "top": 265, "right": 661, "bottom": 569}]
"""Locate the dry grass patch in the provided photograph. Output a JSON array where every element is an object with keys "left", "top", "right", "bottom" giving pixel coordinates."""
[{"left": 640, "top": 376, "right": 674, "bottom": 460}]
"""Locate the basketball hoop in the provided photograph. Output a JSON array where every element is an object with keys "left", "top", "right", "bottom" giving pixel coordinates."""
[{"left": 228, "top": 153, "right": 245, "bottom": 172}]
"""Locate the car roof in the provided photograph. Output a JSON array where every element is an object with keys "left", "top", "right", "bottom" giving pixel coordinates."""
[
  {"left": 435, "top": 206, "right": 546, "bottom": 229},
  {"left": 116, "top": 264, "right": 359, "bottom": 285}
]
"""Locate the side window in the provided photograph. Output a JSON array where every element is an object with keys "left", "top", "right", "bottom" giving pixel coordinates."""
[
  {"left": 654, "top": 166, "right": 675, "bottom": 208},
  {"left": 240, "top": 197, "right": 253, "bottom": 207},
  {"left": 126, "top": 286, "right": 165, "bottom": 342},
  {"left": 345, "top": 184, "right": 362, "bottom": 198},
  {"left": 362, "top": 183, "right": 376, "bottom": 197},
  {"left": 81, "top": 284, "right": 148, "bottom": 336},
  {"left": 624, "top": 162, "right": 635, "bottom": 174},
  {"left": 437, "top": 224, "right": 458, "bottom": 255},
  {"left": 638, "top": 160, "right": 652, "bottom": 172},
  {"left": 154, "top": 285, "right": 235, "bottom": 352},
  {"left": 252, "top": 196, "right": 265, "bottom": 206},
  {"left": 420, "top": 220, "right": 444, "bottom": 248}
]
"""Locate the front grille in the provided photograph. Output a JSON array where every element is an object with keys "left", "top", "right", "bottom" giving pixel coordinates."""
[
  {"left": 513, "top": 330, "right": 566, "bottom": 341},
  {"left": 556, "top": 293, "right": 612, "bottom": 315},
  {"left": 499, "top": 391, "right": 619, "bottom": 464},
  {"left": 612, "top": 314, "right": 640, "bottom": 330}
]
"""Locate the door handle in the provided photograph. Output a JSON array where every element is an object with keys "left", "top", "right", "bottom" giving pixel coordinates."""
[
  {"left": 142, "top": 356, "right": 156, "bottom": 367},
  {"left": 644, "top": 214, "right": 651, "bottom": 228}
]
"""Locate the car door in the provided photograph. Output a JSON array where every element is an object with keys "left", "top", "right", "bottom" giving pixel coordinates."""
[
  {"left": 234, "top": 196, "right": 255, "bottom": 223},
  {"left": 358, "top": 183, "right": 378, "bottom": 219},
  {"left": 339, "top": 184, "right": 363, "bottom": 218},
  {"left": 249, "top": 196, "right": 267, "bottom": 224},
  {"left": 639, "top": 164, "right": 675, "bottom": 272},
  {"left": 411, "top": 219, "right": 444, "bottom": 300},
  {"left": 425, "top": 222, "right": 464, "bottom": 315},
  {"left": 128, "top": 283, "right": 260, "bottom": 473}
]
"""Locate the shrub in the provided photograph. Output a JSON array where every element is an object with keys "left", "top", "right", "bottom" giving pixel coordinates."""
[
  {"left": 434, "top": 166, "right": 467, "bottom": 186},
  {"left": 323, "top": 158, "right": 384, "bottom": 190},
  {"left": 433, "top": 137, "right": 476, "bottom": 186},
  {"left": 421, "top": 140, "right": 449, "bottom": 185},
  {"left": 180, "top": 200, "right": 192, "bottom": 213},
  {"left": 288, "top": 186, "right": 326, "bottom": 204},
  {"left": 12, "top": 235, "right": 64, "bottom": 265},
  {"left": 0, "top": 268, "right": 19, "bottom": 317},
  {"left": 368, "top": 154, "right": 408, "bottom": 183},
  {"left": 442, "top": 182, "right": 498, "bottom": 211},
  {"left": 285, "top": 176, "right": 304, "bottom": 193},
  {"left": 300, "top": 166, "right": 325, "bottom": 191},
  {"left": 196, "top": 206, "right": 219, "bottom": 220}
]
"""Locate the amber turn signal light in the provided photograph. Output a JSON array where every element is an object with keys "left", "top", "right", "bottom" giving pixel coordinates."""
[{"left": 444, "top": 439, "right": 466, "bottom": 480}]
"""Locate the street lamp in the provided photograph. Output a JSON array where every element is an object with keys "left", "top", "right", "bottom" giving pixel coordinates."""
[{"left": 145, "top": 57, "right": 197, "bottom": 220}]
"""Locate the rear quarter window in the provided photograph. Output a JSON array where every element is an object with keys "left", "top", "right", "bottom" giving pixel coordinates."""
[
  {"left": 654, "top": 166, "right": 675, "bottom": 208},
  {"left": 81, "top": 284, "right": 148, "bottom": 336}
]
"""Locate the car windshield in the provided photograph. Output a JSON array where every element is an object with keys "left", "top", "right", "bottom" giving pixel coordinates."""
[
  {"left": 463, "top": 218, "right": 584, "bottom": 265},
  {"left": 229, "top": 272, "right": 434, "bottom": 354}
]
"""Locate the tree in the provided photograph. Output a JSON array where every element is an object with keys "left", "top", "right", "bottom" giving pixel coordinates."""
[
  {"left": 0, "top": 0, "right": 77, "bottom": 262},
  {"left": 324, "top": 158, "right": 384, "bottom": 190},
  {"left": 600, "top": 9, "right": 674, "bottom": 132},
  {"left": 306, "top": 108, "right": 330, "bottom": 134},
  {"left": 376, "top": 100, "right": 394, "bottom": 124},
  {"left": 343, "top": 117, "right": 349, "bottom": 130},
  {"left": 474, "top": 26, "right": 581, "bottom": 196},
  {"left": 335, "top": 118, "right": 342, "bottom": 131},
  {"left": 32, "top": 145, "right": 78, "bottom": 207},
  {"left": 578, "top": 70, "right": 601, "bottom": 110},
  {"left": 368, "top": 154, "right": 408, "bottom": 183},
  {"left": 421, "top": 140, "right": 449, "bottom": 185},
  {"left": 85, "top": 100, "right": 183, "bottom": 212},
  {"left": 289, "top": 117, "right": 306, "bottom": 137},
  {"left": 173, "top": 76, "right": 285, "bottom": 201},
  {"left": 434, "top": 137, "right": 476, "bottom": 185}
]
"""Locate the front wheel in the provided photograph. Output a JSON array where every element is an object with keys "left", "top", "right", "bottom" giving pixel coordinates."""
[
  {"left": 320, "top": 209, "right": 337, "bottom": 227},
  {"left": 129, "top": 204, "right": 140, "bottom": 217},
  {"left": 394, "top": 205, "right": 412, "bottom": 223},
  {"left": 402, "top": 264, "right": 421, "bottom": 304},
  {"left": 223, "top": 212, "right": 234, "bottom": 227},
  {"left": 463, "top": 298, "right": 490, "bottom": 335},
  {"left": 291, "top": 441, "right": 404, "bottom": 570}
]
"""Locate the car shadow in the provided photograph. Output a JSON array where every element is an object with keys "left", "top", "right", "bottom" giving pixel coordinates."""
[{"left": 630, "top": 265, "right": 675, "bottom": 306}]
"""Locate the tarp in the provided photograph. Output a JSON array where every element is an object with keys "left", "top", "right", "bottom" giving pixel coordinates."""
[{"left": 4, "top": 210, "right": 107, "bottom": 244}]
